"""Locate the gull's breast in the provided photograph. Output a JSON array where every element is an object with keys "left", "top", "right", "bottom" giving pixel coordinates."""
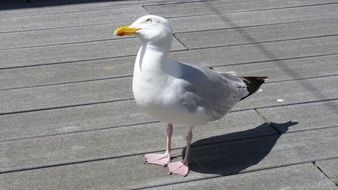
[{"left": 132, "top": 75, "right": 209, "bottom": 125}]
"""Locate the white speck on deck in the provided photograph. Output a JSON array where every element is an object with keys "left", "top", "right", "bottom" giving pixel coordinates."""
[{"left": 277, "top": 99, "right": 284, "bottom": 102}]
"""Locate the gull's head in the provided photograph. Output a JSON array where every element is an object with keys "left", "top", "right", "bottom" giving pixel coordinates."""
[{"left": 114, "top": 15, "right": 173, "bottom": 43}]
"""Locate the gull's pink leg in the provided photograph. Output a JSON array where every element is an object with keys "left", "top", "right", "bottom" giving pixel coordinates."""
[
  {"left": 144, "top": 123, "right": 173, "bottom": 166},
  {"left": 168, "top": 127, "right": 193, "bottom": 177}
]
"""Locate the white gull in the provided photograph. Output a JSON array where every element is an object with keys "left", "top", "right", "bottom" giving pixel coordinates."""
[{"left": 114, "top": 15, "right": 267, "bottom": 177}]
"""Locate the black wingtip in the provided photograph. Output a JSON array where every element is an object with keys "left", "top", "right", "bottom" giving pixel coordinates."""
[{"left": 240, "top": 76, "right": 268, "bottom": 100}]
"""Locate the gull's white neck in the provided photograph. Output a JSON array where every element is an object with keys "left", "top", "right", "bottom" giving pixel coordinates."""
[
  {"left": 134, "top": 39, "right": 171, "bottom": 73},
  {"left": 132, "top": 38, "right": 175, "bottom": 106}
]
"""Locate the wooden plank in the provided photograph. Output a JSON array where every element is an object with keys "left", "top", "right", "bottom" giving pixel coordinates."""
[
  {"left": 0, "top": 0, "right": 205, "bottom": 17},
  {"left": 147, "top": 164, "right": 338, "bottom": 190},
  {"left": 187, "top": 127, "right": 338, "bottom": 176},
  {"left": 235, "top": 75, "right": 338, "bottom": 111},
  {"left": 1, "top": 51, "right": 337, "bottom": 91},
  {"left": 0, "top": 100, "right": 152, "bottom": 141},
  {"left": 168, "top": 4, "right": 338, "bottom": 33},
  {"left": 0, "top": 1, "right": 141, "bottom": 17},
  {"left": 172, "top": 35, "right": 338, "bottom": 68},
  {"left": 0, "top": 5, "right": 148, "bottom": 33},
  {"left": 145, "top": 0, "right": 338, "bottom": 18},
  {"left": 1, "top": 127, "right": 338, "bottom": 189},
  {"left": 0, "top": 24, "right": 117, "bottom": 50},
  {"left": 1, "top": 110, "right": 271, "bottom": 172},
  {"left": 316, "top": 159, "right": 338, "bottom": 185},
  {"left": 258, "top": 100, "right": 338, "bottom": 133},
  {"left": 0, "top": 37, "right": 185, "bottom": 69},
  {"left": 214, "top": 54, "right": 338, "bottom": 83},
  {"left": 175, "top": 19, "right": 338, "bottom": 49},
  {"left": 0, "top": 77, "right": 134, "bottom": 114},
  {"left": 0, "top": 56, "right": 135, "bottom": 90}
]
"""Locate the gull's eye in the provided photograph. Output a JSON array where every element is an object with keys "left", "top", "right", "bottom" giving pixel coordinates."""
[{"left": 145, "top": 18, "right": 152, "bottom": 23}]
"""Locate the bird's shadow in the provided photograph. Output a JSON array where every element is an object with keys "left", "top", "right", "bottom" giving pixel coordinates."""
[{"left": 183, "top": 121, "right": 298, "bottom": 175}]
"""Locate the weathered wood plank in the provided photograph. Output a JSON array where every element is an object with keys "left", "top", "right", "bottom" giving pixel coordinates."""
[
  {"left": 214, "top": 54, "right": 338, "bottom": 83},
  {"left": 0, "top": 5, "right": 148, "bottom": 33},
  {"left": 0, "top": 24, "right": 116, "bottom": 50},
  {"left": 0, "top": 0, "right": 206, "bottom": 17},
  {"left": 258, "top": 100, "right": 338, "bottom": 133},
  {"left": 185, "top": 127, "right": 338, "bottom": 176},
  {"left": 1, "top": 51, "right": 337, "bottom": 91},
  {"left": 0, "top": 77, "right": 133, "bottom": 114},
  {"left": 173, "top": 35, "right": 338, "bottom": 68},
  {"left": 0, "top": 37, "right": 185, "bottom": 69},
  {"left": 145, "top": 0, "right": 338, "bottom": 18},
  {"left": 2, "top": 127, "right": 338, "bottom": 189},
  {"left": 316, "top": 159, "right": 338, "bottom": 185},
  {"left": 1, "top": 110, "right": 271, "bottom": 172},
  {"left": 147, "top": 164, "right": 338, "bottom": 190},
  {"left": 175, "top": 19, "right": 338, "bottom": 49},
  {"left": 168, "top": 4, "right": 338, "bottom": 33},
  {"left": 0, "top": 56, "right": 135, "bottom": 90},
  {"left": 235, "top": 75, "right": 338, "bottom": 111},
  {"left": 0, "top": 100, "right": 152, "bottom": 141},
  {"left": 0, "top": 1, "right": 141, "bottom": 17},
  {"left": 0, "top": 0, "right": 210, "bottom": 14}
]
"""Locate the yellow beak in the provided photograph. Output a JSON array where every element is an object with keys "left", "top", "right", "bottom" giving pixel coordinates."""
[{"left": 114, "top": 26, "right": 140, "bottom": 36}]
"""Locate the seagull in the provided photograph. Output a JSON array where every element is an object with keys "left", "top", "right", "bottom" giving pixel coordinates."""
[{"left": 114, "top": 15, "right": 267, "bottom": 177}]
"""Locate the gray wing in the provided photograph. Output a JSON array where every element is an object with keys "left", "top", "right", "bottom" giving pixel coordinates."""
[{"left": 174, "top": 62, "right": 248, "bottom": 121}]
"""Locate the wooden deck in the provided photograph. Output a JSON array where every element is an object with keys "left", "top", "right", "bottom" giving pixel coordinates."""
[{"left": 1, "top": 0, "right": 338, "bottom": 189}]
